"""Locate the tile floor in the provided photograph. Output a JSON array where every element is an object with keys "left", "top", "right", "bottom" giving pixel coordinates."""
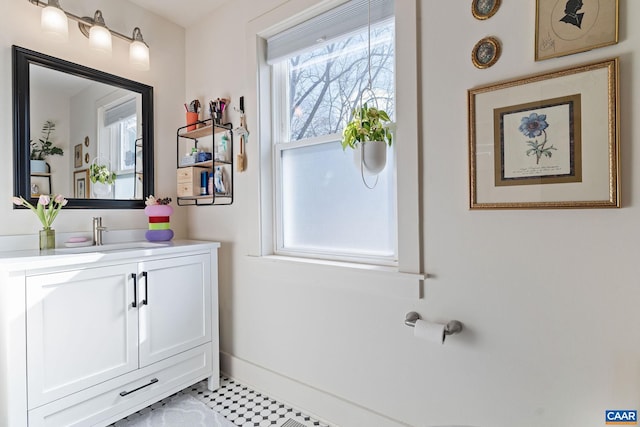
[
  {"left": 189, "top": 376, "right": 331, "bottom": 427},
  {"left": 114, "top": 375, "right": 332, "bottom": 427}
]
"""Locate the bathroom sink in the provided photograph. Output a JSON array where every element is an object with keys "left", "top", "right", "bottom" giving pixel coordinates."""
[{"left": 55, "top": 241, "right": 170, "bottom": 254}]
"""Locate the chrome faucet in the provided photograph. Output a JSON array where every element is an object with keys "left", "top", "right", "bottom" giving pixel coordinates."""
[{"left": 92, "top": 217, "right": 107, "bottom": 246}]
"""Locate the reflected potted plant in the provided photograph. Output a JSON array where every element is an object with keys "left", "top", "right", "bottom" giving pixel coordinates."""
[
  {"left": 30, "top": 120, "right": 64, "bottom": 173},
  {"left": 89, "top": 163, "right": 116, "bottom": 185},
  {"left": 341, "top": 103, "right": 393, "bottom": 175},
  {"left": 89, "top": 160, "right": 116, "bottom": 197}
]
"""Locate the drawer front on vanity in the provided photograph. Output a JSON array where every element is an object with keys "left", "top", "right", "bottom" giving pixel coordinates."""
[{"left": 28, "top": 345, "right": 212, "bottom": 427}]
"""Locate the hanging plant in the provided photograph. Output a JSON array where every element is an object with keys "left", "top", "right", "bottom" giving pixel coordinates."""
[
  {"left": 341, "top": 102, "right": 393, "bottom": 150},
  {"left": 89, "top": 163, "right": 116, "bottom": 185}
]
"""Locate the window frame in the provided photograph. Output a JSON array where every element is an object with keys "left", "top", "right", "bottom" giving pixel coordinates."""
[
  {"left": 249, "top": 0, "right": 421, "bottom": 277},
  {"left": 270, "top": 29, "right": 398, "bottom": 265}
]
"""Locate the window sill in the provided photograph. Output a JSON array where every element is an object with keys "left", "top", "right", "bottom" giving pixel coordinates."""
[{"left": 245, "top": 255, "right": 424, "bottom": 299}]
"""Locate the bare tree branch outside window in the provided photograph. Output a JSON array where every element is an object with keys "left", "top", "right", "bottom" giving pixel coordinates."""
[{"left": 286, "top": 21, "right": 395, "bottom": 142}]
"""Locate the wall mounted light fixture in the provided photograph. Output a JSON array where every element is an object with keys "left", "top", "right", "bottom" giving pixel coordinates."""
[{"left": 28, "top": 0, "right": 150, "bottom": 70}]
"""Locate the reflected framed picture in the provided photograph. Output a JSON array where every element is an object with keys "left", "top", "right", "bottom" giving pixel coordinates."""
[
  {"left": 472, "top": 0, "right": 501, "bottom": 20},
  {"left": 535, "top": 0, "right": 618, "bottom": 61},
  {"left": 74, "top": 169, "right": 89, "bottom": 199},
  {"left": 468, "top": 58, "right": 619, "bottom": 209},
  {"left": 74, "top": 144, "right": 82, "bottom": 168}
]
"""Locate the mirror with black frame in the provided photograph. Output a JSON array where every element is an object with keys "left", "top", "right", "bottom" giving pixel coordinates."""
[{"left": 12, "top": 45, "right": 154, "bottom": 209}]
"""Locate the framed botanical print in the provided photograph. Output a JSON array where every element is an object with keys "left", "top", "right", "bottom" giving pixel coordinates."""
[
  {"left": 468, "top": 58, "right": 619, "bottom": 209},
  {"left": 535, "top": 0, "right": 618, "bottom": 61},
  {"left": 74, "top": 169, "right": 89, "bottom": 199}
]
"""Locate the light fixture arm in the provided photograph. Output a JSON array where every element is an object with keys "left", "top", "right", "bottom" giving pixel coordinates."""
[{"left": 28, "top": 0, "right": 142, "bottom": 44}]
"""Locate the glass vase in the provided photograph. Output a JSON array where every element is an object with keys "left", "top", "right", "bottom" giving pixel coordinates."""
[{"left": 39, "top": 228, "right": 55, "bottom": 250}]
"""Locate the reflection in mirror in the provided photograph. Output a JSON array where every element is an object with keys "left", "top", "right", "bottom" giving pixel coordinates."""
[
  {"left": 30, "top": 65, "right": 143, "bottom": 200},
  {"left": 13, "top": 45, "right": 154, "bottom": 209}
]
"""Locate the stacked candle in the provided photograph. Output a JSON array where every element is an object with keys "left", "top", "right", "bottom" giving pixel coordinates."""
[{"left": 144, "top": 203, "right": 174, "bottom": 242}]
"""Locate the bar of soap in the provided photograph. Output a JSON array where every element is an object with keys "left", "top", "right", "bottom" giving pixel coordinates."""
[{"left": 67, "top": 236, "right": 89, "bottom": 243}]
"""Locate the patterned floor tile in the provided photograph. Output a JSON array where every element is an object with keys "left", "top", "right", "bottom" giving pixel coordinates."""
[{"left": 112, "top": 375, "right": 331, "bottom": 427}]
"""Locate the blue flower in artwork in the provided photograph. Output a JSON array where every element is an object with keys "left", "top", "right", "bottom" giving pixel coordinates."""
[
  {"left": 517, "top": 111, "right": 555, "bottom": 165},
  {"left": 518, "top": 112, "right": 548, "bottom": 138}
]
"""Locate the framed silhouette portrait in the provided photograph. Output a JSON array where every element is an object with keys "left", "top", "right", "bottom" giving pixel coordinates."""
[
  {"left": 472, "top": 0, "right": 501, "bottom": 20},
  {"left": 535, "top": 0, "right": 618, "bottom": 61}
]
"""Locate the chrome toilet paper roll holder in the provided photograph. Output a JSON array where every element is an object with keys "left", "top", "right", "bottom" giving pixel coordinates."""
[{"left": 404, "top": 311, "right": 463, "bottom": 336}]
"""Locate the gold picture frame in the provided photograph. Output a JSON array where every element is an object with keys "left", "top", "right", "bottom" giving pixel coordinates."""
[
  {"left": 74, "top": 169, "right": 90, "bottom": 199},
  {"left": 472, "top": 0, "right": 501, "bottom": 20},
  {"left": 471, "top": 37, "right": 501, "bottom": 69},
  {"left": 535, "top": 0, "right": 618, "bottom": 61},
  {"left": 74, "top": 144, "right": 82, "bottom": 168},
  {"left": 468, "top": 58, "right": 619, "bottom": 209}
]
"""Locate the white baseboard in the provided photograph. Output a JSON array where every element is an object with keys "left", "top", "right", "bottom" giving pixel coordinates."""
[{"left": 220, "top": 351, "right": 409, "bottom": 427}]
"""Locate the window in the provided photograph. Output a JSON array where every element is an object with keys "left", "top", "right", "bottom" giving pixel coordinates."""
[
  {"left": 97, "top": 95, "right": 141, "bottom": 199},
  {"left": 268, "top": 0, "right": 396, "bottom": 265},
  {"left": 103, "top": 98, "right": 137, "bottom": 173}
]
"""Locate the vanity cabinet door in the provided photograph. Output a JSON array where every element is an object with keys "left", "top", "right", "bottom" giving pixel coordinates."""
[
  {"left": 138, "top": 253, "right": 211, "bottom": 367},
  {"left": 26, "top": 263, "right": 139, "bottom": 409}
]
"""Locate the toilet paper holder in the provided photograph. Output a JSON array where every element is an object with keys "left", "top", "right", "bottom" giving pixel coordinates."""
[{"left": 404, "top": 311, "right": 463, "bottom": 336}]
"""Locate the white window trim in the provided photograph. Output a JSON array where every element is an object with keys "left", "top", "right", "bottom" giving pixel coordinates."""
[{"left": 246, "top": 0, "right": 422, "bottom": 278}]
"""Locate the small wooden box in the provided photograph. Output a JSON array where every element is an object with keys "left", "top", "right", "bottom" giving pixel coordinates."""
[{"left": 177, "top": 166, "right": 210, "bottom": 197}]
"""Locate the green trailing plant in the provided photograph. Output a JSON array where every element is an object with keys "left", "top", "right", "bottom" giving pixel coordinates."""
[
  {"left": 30, "top": 120, "right": 64, "bottom": 160},
  {"left": 341, "top": 103, "right": 393, "bottom": 150},
  {"left": 89, "top": 163, "right": 116, "bottom": 185}
]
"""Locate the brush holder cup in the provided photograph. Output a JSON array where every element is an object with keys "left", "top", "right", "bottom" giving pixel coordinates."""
[{"left": 186, "top": 112, "right": 199, "bottom": 131}]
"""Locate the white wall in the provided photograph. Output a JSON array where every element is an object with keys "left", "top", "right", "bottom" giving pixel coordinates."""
[
  {"left": 185, "top": 1, "right": 640, "bottom": 427},
  {"left": 30, "top": 86, "right": 71, "bottom": 196},
  {"left": 0, "top": 0, "right": 187, "bottom": 236}
]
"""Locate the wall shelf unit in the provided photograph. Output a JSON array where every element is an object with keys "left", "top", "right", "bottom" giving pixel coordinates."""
[
  {"left": 176, "top": 118, "right": 233, "bottom": 206},
  {"left": 30, "top": 163, "right": 52, "bottom": 196}
]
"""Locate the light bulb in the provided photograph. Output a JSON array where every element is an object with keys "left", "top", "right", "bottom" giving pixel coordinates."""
[
  {"left": 129, "top": 28, "right": 149, "bottom": 70},
  {"left": 41, "top": 3, "right": 68, "bottom": 42},
  {"left": 89, "top": 25, "right": 112, "bottom": 56},
  {"left": 129, "top": 41, "right": 150, "bottom": 70}
]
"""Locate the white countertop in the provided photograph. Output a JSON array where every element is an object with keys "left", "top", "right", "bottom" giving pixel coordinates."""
[{"left": 0, "top": 239, "right": 220, "bottom": 272}]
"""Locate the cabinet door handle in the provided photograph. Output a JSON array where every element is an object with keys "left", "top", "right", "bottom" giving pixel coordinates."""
[
  {"left": 119, "top": 378, "right": 158, "bottom": 397},
  {"left": 131, "top": 273, "right": 137, "bottom": 308},
  {"left": 141, "top": 271, "right": 148, "bottom": 305}
]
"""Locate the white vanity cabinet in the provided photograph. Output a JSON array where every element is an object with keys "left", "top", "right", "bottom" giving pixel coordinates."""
[
  {"left": 26, "top": 263, "right": 140, "bottom": 410},
  {"left": 138, "top": 254, "right": 211, "bottom": 367},
  {"left": 0, "top": 241, "right": 220, "bottom": 427}
]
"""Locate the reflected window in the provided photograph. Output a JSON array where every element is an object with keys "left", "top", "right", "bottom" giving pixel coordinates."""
[{"left": 97, "top": 95, "right": 141, "bottom": 199}]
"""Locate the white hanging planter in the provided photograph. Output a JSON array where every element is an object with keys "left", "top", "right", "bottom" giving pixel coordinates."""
[
  {"left": 90, "top": 157, "right": 114, "bottom": 198},
  {"left": 353, "top": 140, "right": 387, "bottom": 175},
  {"left": 92, "top": 181, "right": 112, "bottom": 197}
]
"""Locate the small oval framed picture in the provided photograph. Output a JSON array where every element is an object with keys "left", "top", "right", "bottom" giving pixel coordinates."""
[
  {"left": 471, "top": 0, "right": 501, "bottom": 20},
  {"left": 471, "top": 36, "right": 501, "bottom": 69}
]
